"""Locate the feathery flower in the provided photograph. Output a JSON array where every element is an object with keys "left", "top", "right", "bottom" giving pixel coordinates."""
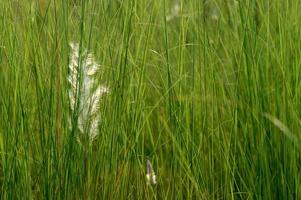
[
  {"left": 166, "top": 0, "right": 180, "bottom": 21},
  {"left": 146, "top": 160, "right": 157, "bottom": 185},
  {"left": 211, "top": 7, "right": 219, "bottom": 21},
  {"left": 68, "top": 42, "right": 109, "bottom": 141}
]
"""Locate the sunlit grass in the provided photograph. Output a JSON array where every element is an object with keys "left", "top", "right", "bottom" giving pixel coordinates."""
[{"left": 0, "top": 0, "right": 301, "bottom": 199}]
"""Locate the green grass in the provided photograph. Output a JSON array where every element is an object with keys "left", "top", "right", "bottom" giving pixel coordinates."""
[{"left": 1, "top": 0, "right": 301, "bottom": 199}]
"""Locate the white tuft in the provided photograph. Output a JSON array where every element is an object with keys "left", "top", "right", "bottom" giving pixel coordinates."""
[
  {"left": 211, "top": 8, "right": 219, "bottom": 21},
  {"left": 68, "top": 42, "right": 109, "bottom": 141},
  {"left": 146, "top": 160, "right": 157, "bottom": 185},
  {"left": 166, "top": 0, "right": 180, "bottom": 21}
]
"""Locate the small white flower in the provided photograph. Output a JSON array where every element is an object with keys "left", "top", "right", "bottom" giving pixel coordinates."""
[{"left": 146, "top": 160, "right": 157, "bottom": 185}]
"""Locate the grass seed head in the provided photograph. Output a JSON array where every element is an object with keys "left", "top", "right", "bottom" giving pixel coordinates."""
[{"left": 146, "top": 160, "right": 157, "bottom": 185}]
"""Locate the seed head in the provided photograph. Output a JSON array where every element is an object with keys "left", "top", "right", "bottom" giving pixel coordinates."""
[{"left": 146, "top": 160, "right": 157, "bottom": 185}]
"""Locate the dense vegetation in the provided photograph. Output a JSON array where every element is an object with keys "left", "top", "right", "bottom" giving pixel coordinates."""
[{"left": 1, "top": 0, "right": 301, "bottom": 199}]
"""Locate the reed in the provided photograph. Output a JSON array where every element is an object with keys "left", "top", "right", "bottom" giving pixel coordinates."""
[{"left": 0, "top": 0, "right": 300, "bottom": 199}]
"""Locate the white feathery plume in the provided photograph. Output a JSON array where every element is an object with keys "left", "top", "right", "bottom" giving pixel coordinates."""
[
  {"left": 68, "top": 42, "right": 109, "bottom": 141},
  {"left": 166, "top": 0, "right": 180, "bottom": 21},
  {"left": 146, "top": 160, "right": 157, "bottom": 185},
  {"left": 211, "top": 7, "right": 219, "bottom": 21}
]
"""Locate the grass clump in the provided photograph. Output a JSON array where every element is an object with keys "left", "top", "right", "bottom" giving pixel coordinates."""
[{"left": 0, "top": 0, "right": 301, "bottom": 199}]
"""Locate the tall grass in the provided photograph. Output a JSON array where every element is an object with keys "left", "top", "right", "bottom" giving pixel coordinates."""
[{"left": 1, "top": 0, "right": 301, "bottom": 199}]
